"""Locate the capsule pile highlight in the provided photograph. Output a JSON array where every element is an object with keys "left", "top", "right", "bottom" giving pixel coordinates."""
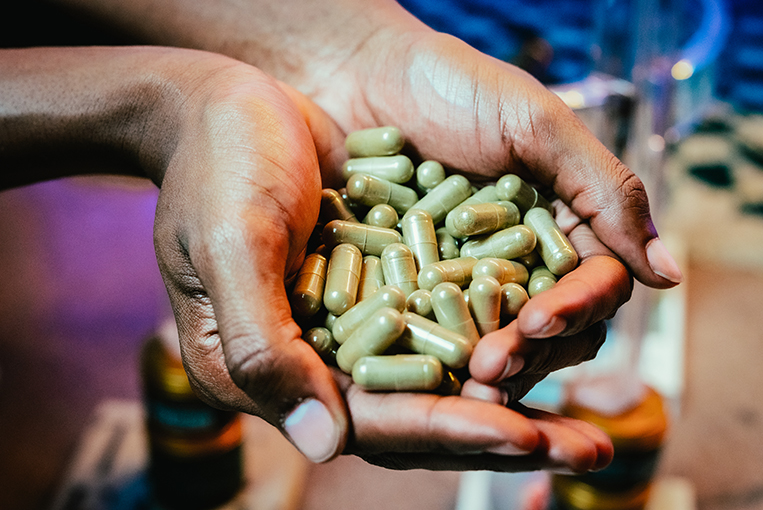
[{"left": 290, "top": 126, "right": 578, "bottom": 394}]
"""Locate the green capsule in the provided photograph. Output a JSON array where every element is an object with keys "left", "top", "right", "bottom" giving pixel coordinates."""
[
  {"left": 496, "top": 174, "right": 553, "bottom": 215},
  {"left": 398, "top": 312, "right": 473, "bottom": 369},
  {"left": 363, "top": 204, "right": 399, "bottom": 229},
  {"left": 302, "top": 327, "right": 339, "bottom": 363},
  {"left": 345, "top": 126, "right": 405, "bottom": 158},
  {"left": 435, "top": 227, "right": 461, "bottom": 260},
  {"left": 336, "top": 308, "right": 405, "bottom": 373},
  {"left": 356, "top": 255, "right": 385, "bottom": 302},
  {"left": 332, "top": 285, "right": 407, "bottom": 344},
  {"left": 401, "top": 209, "right": 440, "bottom": 270},
  {"left": 459, "top": 225, "right": 536, "bottom": 260},
  {"left": 323, "top": 219, "right": 403, "bottom": 257},
  {"left": 417, "top": 257, "right": 479, "bottom": 291},
  {"left": 320, "top": 188, "right": 358, "bottom": 224},
  {"left": 500, "top": 283, "right": 529, "bottom": 317},
  {"left": 431, "top": 282, "right": 480, "bottom": 346},
  {"left": 523, "top": 207, "right": 578, "bottom": 276},
  {"left": 289, "top": 253, "right": 328, "bottom": 317},
  {"left": 472, "top": 258, "right": 529, "bottom": 286},
  {"left": 468, "top": 276, "right": 502, "bottom": 337},
  {"left": 416, "top": 160, "right": 446, "bottom": 192},
  {"left": 407, "top": 174, "right": 473, "bottom": 224},
  {"left": 346, "top": 173, "right": 419, "bottom": 214},
  {"left": 381, "top": 243, "right": 419, "bottom": 297},
  {"left": 342, "top": 155, "right": 415, "bottom": 184},
  {"left": 323, "top": 243, "right": 363, "bottom": 315},
  {"left": 459, "top": 185, "right": 499, "bottom": 207},
  {"left": 444, "top": 201, "right": 520, "bottom": 238},
  {"left": 352, "top": 354, "right": 443, "bottom": 392},
  {"left": 406, "top": 289, "right": 435, "bottom": 320},
  {"left": 515, "top": 250, "right": 543, "bottom": 270},
  {"left": 324, "top": 312, "right": 339, "bottom": 331},
  {"left": 527, "top": 266, "right": 558, "bottom": 297}
]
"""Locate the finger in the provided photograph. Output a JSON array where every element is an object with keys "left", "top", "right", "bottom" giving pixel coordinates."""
[{"left": 460, "top": 378, "right": 508, "bottom": 405}]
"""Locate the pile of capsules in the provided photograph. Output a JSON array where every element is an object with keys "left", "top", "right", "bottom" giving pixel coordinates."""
[{"left": 289, "top": 126, "right": 578, "bottom": 395}]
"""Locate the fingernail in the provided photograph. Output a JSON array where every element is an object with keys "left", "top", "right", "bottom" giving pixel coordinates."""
[
  {"left": 500, "top": 354, "right": 525, "bottom": 380},
  {"left": 284, "top": 399, "right": 340, "bottom": 463},
  {"left": 526, "top": 315, "right": 567, "bottom": 338},
  {"left": 646, "top": 238, "right": 683, "bottom": 284}
]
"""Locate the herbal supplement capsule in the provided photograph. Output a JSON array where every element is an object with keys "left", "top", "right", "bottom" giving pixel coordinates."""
[
  {"left": 444, "top": 201, "right": 520, "bottom": 238},
  {"left": 416, "top": 160, "right": 446, "bottom": 192},
  {"left": 289, "top": 253, "right": 328, "bottom": 317},
  {"left": 357, "top": 255, "right": 385, "bottom": 302},
  {"left": 323, "top": 219, "right": 403, "bottom": 257},
  {"left": 459, "top": 225, "right": 536, "bottom": 260},
  {"left": 515, "top": 250, "right": 543, "bottom": 270},
  {"left": 459, "top": 185, "right": 499, "bottom": 207},
  {"left": 528, "top": 266, "right": 558, "bottom": 297},
  {"left": 407, "top": 174, "right": 473, "bottom": 224},
  {"left": 398, "top": 312, "right": 473, "bottom": 369},
  {"left": 303, "top": 327, "right": 339, "bottom": 363},
  {"left": 346, "top": 173, "right": 419, "bottom": 214},
  {"left": 324, "top": 312, "right": 339, "bottom": 331},
  {"left": 500, "top": 283, "right": 529, "bottom": 317},
  {"left": 431, "top": 282, "right": 480, "bottom": 346},
  {"left": 363, "top": 204, "right": 399, "bottom": 229},
  {"left": 345, "top": 126, "right": 404, "bottom": 158},
  {"left": 523, "top": 207, "right": 578, "bottom": 276},
  {"left": 352, "top": 354, "right": 443, "bottom": 392},
  {"left": 332, "top": 285, "right": 407, "bottom": 344},
  {"left": 417, "top": 257, "right": 479, "bottom": 291},
  {"left": 323, "top": 243, "right": 363, "bottom": 315},
  {"left": 381, "top": 243, "right": 419, "bottom": 297},
  {"left": 468, "top": 276, "right": 502, "bottom": 336},
  {"left": 406, "top": 289, "right": 435, "bottom": 320},
  {"left": 401, "top": 209, "right": 440, "bottom": 270},
  {"left": 342, "top": 155, "right": 415, "bottom": 184},
  {"left": 472, "top": 258, "right": 529, "bottom": 286},
  {"left": 435, "top": 227, "right": 460, "bottom": 260},
  {"left": 434, "top": 367, "right": 462, "bottom": 396},
  {"left": 496, "top": 174, "right": 538, "bottom": 214},
  {"left": 336, "top": 307, "right": 405, "bottom": 373},
  {"left": 321, "top": 188, "right": 358, "bottom": 224}
]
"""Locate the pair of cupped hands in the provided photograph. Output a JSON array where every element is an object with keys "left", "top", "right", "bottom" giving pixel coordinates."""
[{"left": 4, "top": 2, "right": 682, "bottom": 473}]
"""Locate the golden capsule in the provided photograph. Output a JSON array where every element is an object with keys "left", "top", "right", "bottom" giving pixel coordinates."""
[
  {"left": 416, "top": 160, "right": 446, "bottom": 192},
  {"left": 435, "top": 227, "right": 460, "bottom": 260},
  {"left": 444, "top": 201, "right": 520, "bottom": 238},
  {"left": 406, "top": 289, "right": 435, "bottom": 320},
  {"left": 397, "top": 312, "right": 473, "bottom": 369},
  {"left": 468, "top": 276, "right": 502, "bottom": 337},
  {"left": 323, "top": 243, "right": 363, "bottom": 315},
  {"left": 352, "top": 354, "right": 443, "bottom": 392},
  {"left": 356, "top": 255, "right": 385, "bottom": 302},
  {"left": 302, "top": 327, "right": 339, "bottom": 363},
  {"left": 459, "top": 225, "right": 536, "bottom": 260},
  {"left": 500, "top": 282, "right": 529, "bottom": 317},
  {"left": 401, "top": 209, "right": 440, "bottom": 270},
  {"left": 471, "top": 258, "right": 529, "bottom": 286},
  {"left": 289, "top": 253, "right": 328, "bottom": 317},
  {"left": 527, "top": 266, "right": 558, "bottom": 297},
  {"left": 363, "top": 204, "right": 399, "bottom": 229},
  {"left": 320, "top": 188, "right": 358, "bottom": 224},
  {"left": 430, "top": 282, "right": 480, "bottom": 346},
  {"left": 523, "top": 207, "right": 578, "bottom": 276},
  {"left": 332, "top": 285, "right": 407, "bottom": 344},
  {"left": 345, "top": 126, "right": 404, "bottom": 158},
  {"left": 346, "top": 173, "right": 419, "bottom": 214},
  {"left": 407, "top": 174, "right": 473, "bottom": 224},
  {"left": 417, "top": 257, "right": 479, "bottom": 291},
  {"left": 381, "top": 243, "right": 419, "bottom": 297},
  {"left": 342, "top": 155, "right": 415, "bottom": 184},
  {"left": 336, "top": 307, "right": 406, "bottom": 373},
  {"left": 322, "top": 219, "right": 403, "bottom": 257}
]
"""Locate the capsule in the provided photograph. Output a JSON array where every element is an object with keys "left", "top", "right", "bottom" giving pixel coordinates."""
[
  {"left": 324, "top": 312, "right": 339, "bottom": 331},
  {"left": 496, "top": 174, "right": 553, "bottom": 215},
  {"left": 345, "top": 126, "right": 405, "bottom": 158},
  {"left": 444, "top": 201, "right": 520, "bottom": 238},
  {"left": 459, "top": 225, "right": 536, "bottom": 260},
  {"left": 320, "top": 188, "right": 358, "bottom": 224},
  {"left": 289, "top": 253, "right": 328, "bottom": 317},
  {"left": 433, "top": 367, "right": 463, "bottom": 396},
  {"left": 302, "top": 327, "right": 339, "bottom": 363},
  {"left": 352, "top": 354, "right": 443, "bottom": 392},
  {"left": 397, "top": 312, "right": 473, "bottom": 369},
  {"left": 468, "top": 276, "right": 502, "bottom": 336},
  {"left": 459, "top": 185, "right": 499, "bottom": 207},
  {"left": 431, "top": 282, "right": 480, "bottom": 346},
  {"left": 332, "top": 285, "right": 407, "bottom": 344},
  {"left": 416, "top": 160, "right": 446, "bottom": 192},
  {"left": 472, "top": 258, "right": 529, "bottom": 286},
  {"left": 523, "top": 207, "right": 578, "bottom": 276},
  {"left": 527, "top": 266, "right": 558, "bottom": 297},
  {"left": 346, "top": 173, "right": 419, "bottom": 214},
  {"left": 515, "top": 250, "right": 543, "bottom": 271},
  {"left": 381, "top": 243, "right": 419, "bottom": 297},
  {"left": 363, "top": 204, "right": 399, "bottom": 229},
  {"left": 417, "top": 257, "right": 479, "bottom": 291},
  {"left": 401, "top": 210, "right": 440, "bottom": 270},
  {"left": 406, "top": 289, "right": 435, "bottom": 320},
  {"left": 407, "top": 174, "right": 473, "bottom": 224},
  {"left": 323, "top": 243, "right": 363, "bottom": 315},
  {"left": 336, "top": 308, "right": 405, "bottom": 373},
  {"left": 323, "top": 219, "right": 403, "bottom": 257},
  {"left": 342, "top": 155, "right": 415, "bottom": 184},
  {"left": 357, "top": 255, "right": 385, "bottom": 302},
  {"left": 435, "top": 227, "right": 460, "bottom": 260},
  {"left": 500, "top": 283, "right": 529, "bottom": 317}
]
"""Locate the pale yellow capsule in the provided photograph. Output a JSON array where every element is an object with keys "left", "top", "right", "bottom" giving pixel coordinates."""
[
  {"left": 323, "top": 219, "right": 403, "bottom": 257},
  {"left": 459, "top": 185, "right": 499, "bottom": 206},
  {"left": 352, "top": 354, "right": 443, "bottom": 392},
  {"left": 500, "top": 283, "right": 529, "bottom": 317},
  {"left": 406, "top": 289, "right": 435, "bottom": 320},
  {"left": 468, "top": 276, "right": 502, "bottom": 336},
  {"left": 407, "top": 174, "right": 473, "bottom": 224},
  {"left": 289, "top": 253, "right": 327, "bottom": 317},
  {"left": 528, "top": 266, "right": 558, "bottom": 297},
  {"left": 523, "top": 207, "right": 578, "bottom": 276},
  {"left": 397, "top": 312, "right": 473, "bottom": 369},
  {"left": 435, "top": 227, "right": 460, "bottom": 260},
  {"left": 302, "top": 327, "right": 339, "bottom": 363},
  {"left": 444, "top": 201, "right": 520, "bottom": 238},
  {"left": 345, "top": 126, "right": 404, "bottom": 158},
  {"left": 357, "top": 255, "right": 385, "bottom": 302},
  {"left": 342, "top": 155, "right": 415, "bottom": 184},
  {"left": 495, "top": 174, "right": 554, "bottom": 214},
  {"left": 363, "top": 204, "right": 399, "bottom": 229},
  {"left": 332, "top": 285, "right": 407, "bottom": 344},
  {"left": 346, "top": 173, "right": 419, "bottom": 214},
  {"left": 417, "top": 257, "right": 479, "bottom": 291},
  {"left": 401, "top": 209, "right": 440, "bottom": 270},
  {"left": 336, "top": 307, "right": 405, "bottom": 373},
  {"left": 320, "top": 188, "right": 358, "bottom": 224},
  {"left": 381, "top": 243, "right": 419, "bottom": 297},
  {"left": 416, "top": 160, "right": 446, "bottom": 192},
  {"left": 431, "top": 282, "right": 480, "bottom": 346},
  {"left": 472, "top": 258, "right": 529, "bottom": 286},
  {"left": 324, "top": 312, "right": 339, "bottom": 331},
  {"left": 323, "top": 243, "right": 363, "bottom": 315},
  {"left": 459, "top": 225, "right": 536, "bottom": 260}
]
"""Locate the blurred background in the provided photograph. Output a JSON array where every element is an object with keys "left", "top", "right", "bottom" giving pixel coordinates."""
[{"left": 2, "top": 0, "right": 763, "bottom": 509}]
